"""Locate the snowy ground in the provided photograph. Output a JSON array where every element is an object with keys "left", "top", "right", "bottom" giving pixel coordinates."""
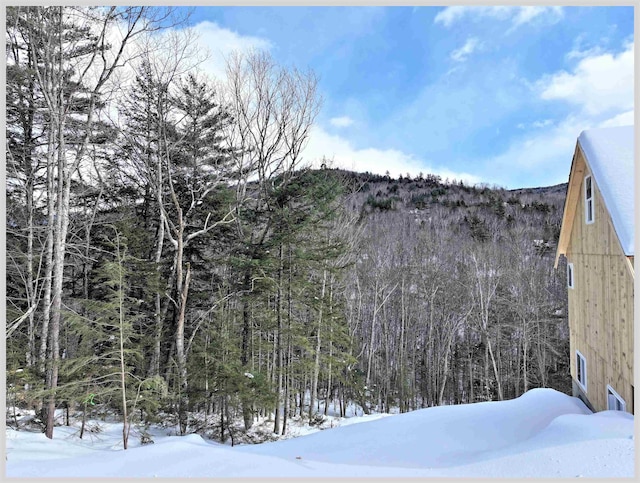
[{"left": 5, "top": 388, "right": 635, "bottom": 478}]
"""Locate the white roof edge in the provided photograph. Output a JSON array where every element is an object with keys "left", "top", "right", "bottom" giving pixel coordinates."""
[{"left": 577, "top": 125, "right": 635, "bottom": 256}]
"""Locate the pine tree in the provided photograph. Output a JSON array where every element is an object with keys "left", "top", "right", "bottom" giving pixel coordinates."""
[{"left": 61, "top": 226, "right": 165, "bottom": 448}]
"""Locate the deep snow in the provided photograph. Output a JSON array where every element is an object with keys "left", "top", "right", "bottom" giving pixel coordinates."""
[{"left": 5, "top": 388, "right": 635, "bottom": 478}]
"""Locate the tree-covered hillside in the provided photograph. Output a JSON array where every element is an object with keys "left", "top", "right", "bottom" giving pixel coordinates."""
[{"left": 337, "top": 170, "right": 570, "bottom": 412}]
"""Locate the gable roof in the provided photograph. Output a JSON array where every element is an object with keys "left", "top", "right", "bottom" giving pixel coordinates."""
[
  {"left": 579, "top": 126, "right": 635, "bottom": 255},
  {"left": 555, "top": 125, "right": 635, "bottom": 266}
]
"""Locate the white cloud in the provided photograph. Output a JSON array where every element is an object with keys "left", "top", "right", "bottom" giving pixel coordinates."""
[
  {"left": 330, "top": 116, "right": 355, "bottom": 128},
  {"left": 512, "top": 6, "right": 563, "bottom": 27},
  {"left": 192, "top": 21, "right": 272, "bottom": 80},
  {"left": 479, "top": 41, "right": 634, "bottom": 188},
  {"left": 538, "top": 42, "right": 633, "bottom": 117},
  {"left": 302, "top": 127, "right": 481, "bottom": 185},
  {"left": 450, "top": 38, "right": 482, "bottom": 62},
  {"left": 434, "top": 6, "right": 563, "bottom": 29},
  {"left": 435, "top": 6, "right": 509, "bottom": 27},
  {"left": 480, "top": 116, "right": 582, "bottom": 187},
  {"left": 598, "top": 110, "right": 634, "bottom": 128},
  {"left": 565, "top": 34, "right": 604, "bottom": 61},
  {"left": 532, "top": 119, "right": 553, "bottom": 129},
  {"left": 566, "top": 46, "right": 604, "bottom": 61},
  {"left": 487, "top": 108, "right": 634, "bottom": 188}
]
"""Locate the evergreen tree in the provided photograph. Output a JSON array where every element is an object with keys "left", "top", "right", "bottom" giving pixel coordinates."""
[{"left": 61, "top": 226, "right": 164, "bottom": 448}]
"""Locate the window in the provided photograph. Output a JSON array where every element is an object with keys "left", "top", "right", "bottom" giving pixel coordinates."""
[
  {"left": 585, "top": 175, "right": 594, "bottom": 224},
  {"left": 567, "top": 263, "right": 574, "bottom": 289},
  {"left": 607, "top": 385, "right": 626, "bottom": 412},
  {"left": 576, "top": 350, "right": 587, "bottom": 392}
]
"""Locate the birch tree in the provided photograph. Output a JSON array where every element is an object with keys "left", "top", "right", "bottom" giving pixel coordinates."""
[{"left": 18, "top": 5, "right": 178, "bottom": 439}]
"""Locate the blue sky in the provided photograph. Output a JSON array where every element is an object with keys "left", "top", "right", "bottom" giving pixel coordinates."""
[{"left": 182, "top": 6, "right": 633, "bottom": 189}]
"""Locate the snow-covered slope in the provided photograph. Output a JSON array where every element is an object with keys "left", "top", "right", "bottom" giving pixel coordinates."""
[{"left": 5, "top": 388, "right": 635, "bottom": 478}]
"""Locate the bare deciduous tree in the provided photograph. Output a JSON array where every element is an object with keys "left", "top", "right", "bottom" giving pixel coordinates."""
[{"left": 223, "top": 49, "right": 321, "bottom": 432}]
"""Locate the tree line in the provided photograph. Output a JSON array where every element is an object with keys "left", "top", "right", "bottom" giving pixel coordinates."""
[{"left": 6, "top": 6, "right": 571, "bottom": 448}]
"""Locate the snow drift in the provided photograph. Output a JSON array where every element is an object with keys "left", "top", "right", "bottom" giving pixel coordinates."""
[{"left": 5, "top": 388, "right": 635, "bottom": 478}]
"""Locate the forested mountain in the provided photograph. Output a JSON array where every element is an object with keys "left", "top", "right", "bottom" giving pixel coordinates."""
[
  {"left": 338, "top": 170, "right": 570, "bottom": 411},
  {"left": 6, "top": 6, "right": 571, "bottom": 447}
]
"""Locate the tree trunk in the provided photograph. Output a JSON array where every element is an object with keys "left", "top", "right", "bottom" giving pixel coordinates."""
[
  {"left": 365, "top": 280, "right": 378, "bottom": 388},
  {"left": 523, "top": 317, "right": 529, "bottom": 393},
  {"left": 273, "top": 244, "right": 284, "bottom": 434},
  {"left": 241, "top": 270, "right": 254, "bottom": 430},
  {"left": 25, "top": 180, "right": 36, "bottom": 367},
  {"left": 45, "top": 39, "right": 69, "bottom": 437},
  {"left": 486, "top": 334, "right": 503, "bottom": 400},
  {"left": 175, "top": 259, "right": 191, "bottom": 435},
  {"left": 399, "top": 277, "right": 406, "bottom": 412},
  {"left": 149, "top": 209, "right": 166, "bottom": 378},
  {"left": 38, "top": 122, "right": 56, "bottom": 377},
  {"left": 309, "top": 268, "right": 327, "bottom": 420},
  {"left": 119, "top": 269, "right": 129, "bottom": 449}
]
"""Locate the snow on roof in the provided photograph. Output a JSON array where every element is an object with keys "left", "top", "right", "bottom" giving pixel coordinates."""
[{"left": 578, "top": 125, "right": 635, "bottom": 256}]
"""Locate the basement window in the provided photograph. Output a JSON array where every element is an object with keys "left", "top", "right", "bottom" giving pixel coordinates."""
[
  {"left": 607, "top": 385, "right": 626, "bottom": 412},
  {"left": 576, "top": 350, "right": 587, "bottom": 392},
  {"left": 567, "top": 263, "right": 574, "bottom": 289},
  {"left": 585, "top": 175, "right": 594, "bottom": 224}
]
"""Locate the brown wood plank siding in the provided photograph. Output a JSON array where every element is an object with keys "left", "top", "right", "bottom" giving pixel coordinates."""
[{"left": 566, "top": 150, "right": 634, "bottom": 413}]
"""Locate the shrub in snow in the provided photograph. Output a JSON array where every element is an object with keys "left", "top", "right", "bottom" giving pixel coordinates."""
[
  {"left": 140, "top": 433, "right": 154, "bottom": 445},
  {"left": 309, "top": 413, "right": 326, "bottom": 427}
]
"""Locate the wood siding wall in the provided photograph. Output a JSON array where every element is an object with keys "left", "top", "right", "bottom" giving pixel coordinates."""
[{"left": 566, "top": 149, "right": 634, "bottom": 413}]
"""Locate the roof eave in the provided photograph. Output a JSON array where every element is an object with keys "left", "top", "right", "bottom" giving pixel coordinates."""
[{"left": 554, "top": 142, "right": 584, "bottom": 268}]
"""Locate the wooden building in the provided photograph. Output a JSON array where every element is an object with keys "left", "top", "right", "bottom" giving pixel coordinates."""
[{"left": 555, "top": 125, "right": 634, "bottom": 414}]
